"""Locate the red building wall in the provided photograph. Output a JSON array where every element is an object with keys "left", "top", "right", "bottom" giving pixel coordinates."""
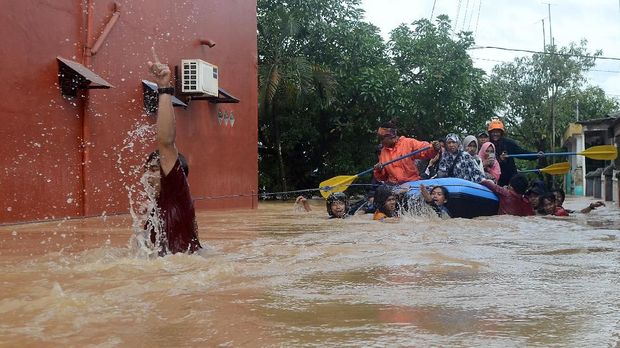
[{"left": 0, "top": 0, "right": 258, "bottom": 224}]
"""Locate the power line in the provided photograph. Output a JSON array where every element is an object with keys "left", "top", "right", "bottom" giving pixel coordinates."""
[
  {"left": 454, "top": 0, "right": 463, "bottom": 33},
  {"left": 429, "top": 0, "right": 437, "bottom": 19},
  {"left": 474, "top": 0, "right": 482, "bottom": 36},
  {"left": 469, "top": 46, "right": 620, "bottom": 61},
  {"left": 471, "top": 57, "right": 620, "bottom": 73}
]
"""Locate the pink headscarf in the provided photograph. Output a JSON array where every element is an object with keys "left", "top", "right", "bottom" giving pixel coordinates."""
[{"left": 479, "top": 142, "right": 501, "bottom": 181}]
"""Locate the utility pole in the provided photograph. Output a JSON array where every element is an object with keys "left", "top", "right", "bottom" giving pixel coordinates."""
[
  {"left": 576, "top": 100, "right": 580, "bottom": 121},
  {"left": 541, "top": 19, "right": 546, "bottom": 50},
  {"left": 544, "top": 3, "right": 556, "bottom": 150}
]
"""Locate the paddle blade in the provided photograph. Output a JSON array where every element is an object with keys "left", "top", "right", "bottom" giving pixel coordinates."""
[
  {"left": 319, "top": 175, "right": 358, "bottom": 198},
  {"left": 579, "top": 145, "right": 618, "bottom": 160},
  {"left": 539, "top": 161, "right": 570, "bottom": 175}
]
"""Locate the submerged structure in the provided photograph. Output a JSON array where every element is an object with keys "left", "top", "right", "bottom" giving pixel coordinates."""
[{"left": 0, "top": 1, "right": 258, "bottom": 224}]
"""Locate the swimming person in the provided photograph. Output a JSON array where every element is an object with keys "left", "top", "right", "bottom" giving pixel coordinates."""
[
  {"left": 480, "top": 174, "right": 534, "bottom": 216},
  {"left": 372, "top": 185, "right": 400, "bottom": 222},
  {"left": 142, "top": 48, "right": 201, "bottom": 256},
  {"left": 419, "top": 184, "right": 451, "bottom": 218}
]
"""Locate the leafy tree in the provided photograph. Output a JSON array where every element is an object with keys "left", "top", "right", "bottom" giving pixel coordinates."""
[
  {"left": 490, "top": 40, "right": 619, "bottom": 151},
  {"left": 387, "top": 16, "right": 498, "bottom": 140}
]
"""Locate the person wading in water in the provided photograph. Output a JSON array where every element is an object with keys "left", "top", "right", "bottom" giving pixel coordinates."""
[{"left": 142, "top": 48, "right": 201, "bottom": 256}]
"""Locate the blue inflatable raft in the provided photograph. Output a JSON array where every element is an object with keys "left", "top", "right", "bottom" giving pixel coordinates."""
[{"left": 405, "top": 178, "right": 499, "bottom": 218}]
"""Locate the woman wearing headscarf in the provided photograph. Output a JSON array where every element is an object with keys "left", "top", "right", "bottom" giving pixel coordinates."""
[
  {"left": 436, "top": 133, "right": 485, "bottom": 183},
  {"left": 478, "top": 141, "right": 501, "bottom": 182},
  {"left": 463, "top": 135, "right": 484, "bottom": 174}
]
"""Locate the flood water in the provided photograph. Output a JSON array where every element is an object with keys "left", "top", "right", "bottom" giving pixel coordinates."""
[{"left": 1, "top": 196, "right": 619, "bottom": 347}]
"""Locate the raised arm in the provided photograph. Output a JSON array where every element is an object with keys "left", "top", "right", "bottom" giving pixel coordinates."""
[{"left": 147, "top": 47, "right": 178, "bottom": 176}]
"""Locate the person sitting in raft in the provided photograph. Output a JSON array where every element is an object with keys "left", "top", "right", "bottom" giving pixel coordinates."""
[
  {"left": 373, "top": 120, "right": 441, "bottom": 185},
  {"left": 478, "top": 141, "right": 501, "bottom": 182},
  {"left": 539, "top": 192, "right": 569, "bottom": 216},
  {"left": 421, "top": 139, "right": 444, "bottom": 179},
  {"left": 477, "top": 131, "right": 490, "bottom": 146},
  {"left": 419, "top": 184, "right": 451, "bottom": 218},
  {"left": 463, "top": 135, "right": 484, "bottom": 174},
  {"left": 436, "top": 133, "right": 485, "bottom": 183},
  {"left": 480, "top": 174, "right": 534, "bottom": 216},
  {"left": 487, "top": 118, "right": 543, "bottom": 186},
  {"left": 372, "top": 185, "right": 401, "bottom": 222},
  {"left": 295, "top": 192, "right": 351, "bottom": 218},
  {"left": 142, "top": 48, "right": 201, "bottom": 256},
  {"left": 550, "top": 188, "right": 605, "bottom": 214}
]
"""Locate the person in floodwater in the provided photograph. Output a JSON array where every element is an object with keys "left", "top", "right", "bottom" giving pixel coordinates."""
[
  {"left": 480, "top": 174, "right": 534, "bottom": 216},
  {"left": 419, "top": 184, "right": 451, "bottom": 218},
  {"left": 539, "top": 192, "right": 569, "bottom": 216},
  {"left": 372, "top": 185, "right": 401, "bottom": 222},
  {"left": 142, "top": 48, "right": 201, "bottom": 256},
  {"left": 525, "top": 180, "right": 546, "bottom": 214},
  {"left": 295, "top": 192, "right": 351, "bottom": 219},
  {"left": 373, "top": 120, "right": 441, "bottom": 185},
  {"left": 550, "top": 188, "right": 605, "bottom": 214}
]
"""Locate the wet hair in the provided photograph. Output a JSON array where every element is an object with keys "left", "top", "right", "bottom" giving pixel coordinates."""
[
  {"left": 509, "top": 174, "right": 529, "bottom": 195},
  {"left": 374, "top": 185, "right": 398, "bottom": 217},
  {"left": 326, "top": 192, "right": 349, "bottom": 217},
  {"left": 551, "top": 188, "right": 565, "bottom": 204},
  {"left": 525, "top": 180, "right": 546, "bottom": 196},
  {"left": 145, "top": 151, "right": 189, "bottom": 177},
  {"left": 430, "top": 185, "right": 449, "bottom": 200},
  {"left": 540, "top": 192, "right": 556, "bottom": 204}
]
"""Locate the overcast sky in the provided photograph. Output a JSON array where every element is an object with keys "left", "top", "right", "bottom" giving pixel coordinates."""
[{"left": 360, "top": 0, "right": 620, "bottom": 98}]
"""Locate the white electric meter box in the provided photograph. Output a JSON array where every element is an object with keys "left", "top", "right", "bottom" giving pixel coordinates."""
[{"left": 181, "top": 59, "right": 219, "bottom": 96}]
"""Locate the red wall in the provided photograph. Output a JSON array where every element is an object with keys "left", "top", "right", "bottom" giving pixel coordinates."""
[{"left": 0, "top": 0, "right": 258, "bottom": 224}]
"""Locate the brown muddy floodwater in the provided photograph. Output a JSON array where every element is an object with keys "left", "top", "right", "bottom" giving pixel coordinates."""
[{"left": 0, "top": 196, "right": 619, "bottom": 347}]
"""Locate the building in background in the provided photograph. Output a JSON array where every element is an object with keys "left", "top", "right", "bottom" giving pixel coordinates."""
[
  {"left": 563, "top": 113, "right": 620, "bottom": 204},
  {"left": 0, "top": 1, "right": 258, "bottom": 224}
]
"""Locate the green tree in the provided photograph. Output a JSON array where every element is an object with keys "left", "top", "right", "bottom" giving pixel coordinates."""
[
  {"left": 258, "top": 0, "right": 398, "bottom": 193},
  {"left": 490, "top": 40, "right": 618, "bottom": 151},
  {"left": 387, "top": 16, "right": 498, "bottom": 140}
]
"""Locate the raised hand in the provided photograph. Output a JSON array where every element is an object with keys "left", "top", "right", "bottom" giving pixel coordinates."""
[{"left": 147, "top": 47, "right": 171, "bottom": 87}]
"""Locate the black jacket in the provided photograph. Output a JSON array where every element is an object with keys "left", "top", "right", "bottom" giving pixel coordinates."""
[{"left": 493, "top": 137, "right": 537, "bottom": 186}]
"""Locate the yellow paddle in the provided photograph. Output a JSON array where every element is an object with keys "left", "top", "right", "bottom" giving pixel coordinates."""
[
  {"left": 319, "top": 146, "right": 432, "bottom": 198},
  {"left": 519, "top": 161, "right": 570, "bottom": 175},
  {"left": 509, "top": 145, "right": 617, "bottom": 161}
]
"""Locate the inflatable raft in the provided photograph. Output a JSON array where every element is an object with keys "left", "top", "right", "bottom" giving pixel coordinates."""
[{"left": 405, "top": 178, "right": 499, "bottom": 218}]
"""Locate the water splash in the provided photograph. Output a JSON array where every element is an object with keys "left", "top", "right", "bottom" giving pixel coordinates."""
[{"left": 114, "top": 121, "right": 169, "bottom": 258}]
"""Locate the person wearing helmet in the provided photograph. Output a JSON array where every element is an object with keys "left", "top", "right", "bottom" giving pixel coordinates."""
[
  {"left": 325, "top": 192, "right": 350, "bottom": 218},
  {"left": 373, "top": 120, "right": 442, "bottom": 185},
  {"left": 487, "top": 118, "right": 541, "bottom": 186},
  {"left": 294, "top": 192, "right": 351, "bottom": 219},
  {"left": 372, "top": 185, "right": 401, "bottom": 222}
]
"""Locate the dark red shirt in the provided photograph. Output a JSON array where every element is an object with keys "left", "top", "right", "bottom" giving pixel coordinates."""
[
  {"left": 480, "top": 180, "right": 534, "bottom": 216},
  {"left": 150, "top": 158, "right": 201, "bottom": 255}
]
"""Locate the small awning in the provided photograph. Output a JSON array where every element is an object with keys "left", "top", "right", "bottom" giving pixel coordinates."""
[
  {"left": 187, "top": 88, "right": 240, "bottom": 103},
  {"left": 57, "top": 56, "right": 113, "bottom": 96}
]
